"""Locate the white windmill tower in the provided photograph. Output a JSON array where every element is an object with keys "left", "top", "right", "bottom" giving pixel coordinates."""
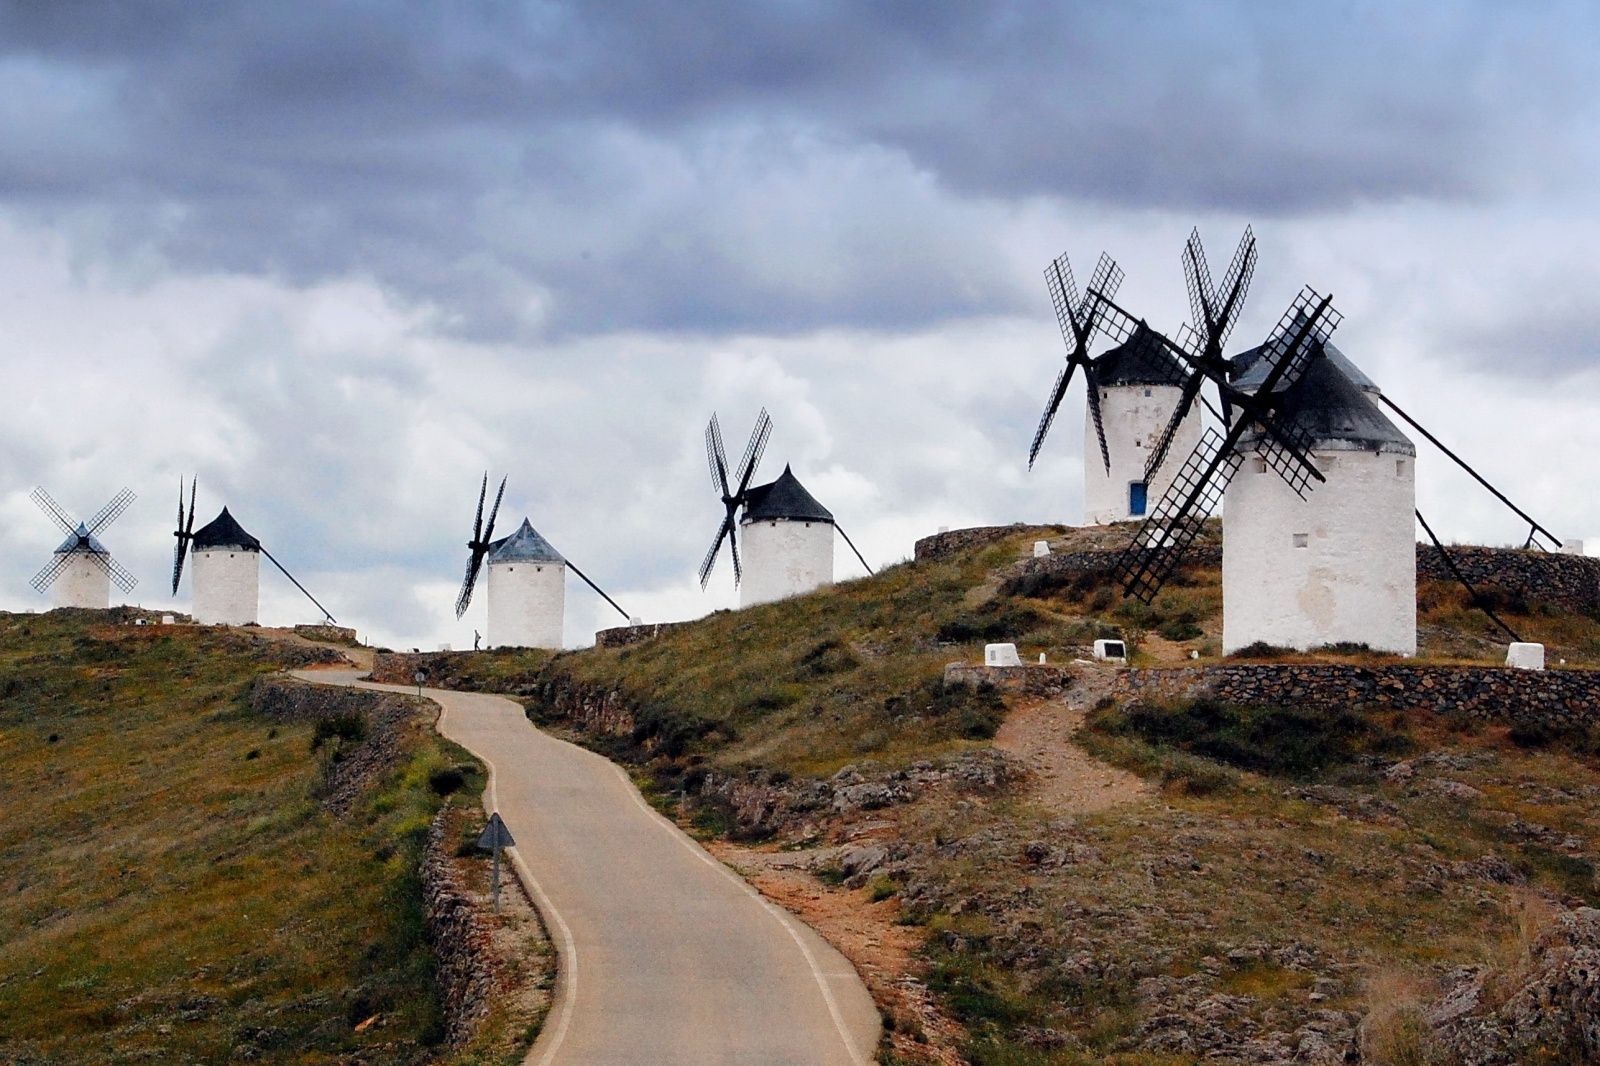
[
  {"left": 1079, "top": 325, "right": 1207, "bottom": 524},
  {"left": 28, "top": 487, "right": 138, "bottom": 609},
  {"left": 698, "top": 410, "right": 873, "bottom": 607},
  {"left": 171, "top": 479, "right": 338, "bottom": 626},
  {"left": 1221, "top": 340, "right": 1417, "bottom": 654},
  {"left": 453, "top": 475, "right": 631, "bottom": 649}
]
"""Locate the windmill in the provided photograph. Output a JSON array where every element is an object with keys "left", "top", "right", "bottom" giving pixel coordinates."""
[
  {"left": 453, "top": 473, "right": 632, "bottom": 649},
  {"left": 698, "top": 408, "right": 773, "bottom": 590},
  {"left": 699, "top": 409, "right": 875, "bottom": 606},
  {"left": 1102, "top": 285, "right": 1343, "bottom": 605},
  {"left": 170, "top": 478, "right": 338, "bottom": 625},
  {"left": 1028, "top": 251, "right": 1125, "bottom": 474},
  {"left": 29, "top": 487, "right": 138, "bottom": 608}
]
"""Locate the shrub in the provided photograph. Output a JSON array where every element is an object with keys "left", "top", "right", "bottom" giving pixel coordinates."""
[
  {"left": 427, "top": 767, "right": 465, "bottom": 796},
  {"left": 310, "top": 712, "right": 367, "bottom": 751},
  {"left": 1091, "top": 697, "right": 1411, "bottom": 780},
  {"left": 1229, "top": 641, "right": 1291, "bottom": 659},
  {"left": 1156, "top": 611, "right": 1203, "bottom": 642},
  {"left": 795, "top": 639, "right": 861, "bottom": 678}
]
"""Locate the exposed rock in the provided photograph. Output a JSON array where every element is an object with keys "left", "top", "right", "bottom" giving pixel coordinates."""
[{"left": 1428, "top": 907, "right": 1600, "bottom": 1065}]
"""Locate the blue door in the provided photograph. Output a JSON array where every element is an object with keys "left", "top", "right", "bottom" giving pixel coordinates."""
[{"left": 1129, "top": 481, "right": 1148, "bottom": 516}]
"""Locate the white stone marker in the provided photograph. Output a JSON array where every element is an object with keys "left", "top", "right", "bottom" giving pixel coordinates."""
[
  {"left": 1033, "top": 540, "right": 1051, "bottom": 557},
  {"left": 1506, "top": 642, "right": 1546, "bottom": 671},
  {"left": 984, "top": 643, "right": 1023, "bottom": 667}
]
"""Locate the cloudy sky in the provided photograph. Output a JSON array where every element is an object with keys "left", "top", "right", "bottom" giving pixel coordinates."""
[{"left": 2, "top": 2, "right": 1598, "bottom": 649}]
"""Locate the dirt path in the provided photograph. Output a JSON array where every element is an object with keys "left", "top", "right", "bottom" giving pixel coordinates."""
[{"left": 993, "top": 669, "right": 1150, "bottom": 815}]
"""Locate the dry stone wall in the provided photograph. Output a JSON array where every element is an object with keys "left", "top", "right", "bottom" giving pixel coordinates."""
[
  {"left": 914, "top": 525, "right": 1038, "bottom": 562},
  {"left": 594, "top": 621, "right": 688, "bottom": 649},
  {"left": 1112, "top": 663, "right": 1600, "bottom": 726},
  {"left": 1416, "top": 545, "right": 1600, "bottom": 615}
]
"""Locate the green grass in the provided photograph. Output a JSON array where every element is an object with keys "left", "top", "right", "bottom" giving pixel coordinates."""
[{"left": 0, "top": 611, "right": 498, "bottom": 1064}]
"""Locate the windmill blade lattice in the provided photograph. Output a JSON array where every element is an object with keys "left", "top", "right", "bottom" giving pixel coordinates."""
[
  {"left": 1029, "top": 251, "right": 1124, "bottom": 470},
  {"left": 172, "top": 477, "right": 199, "bottom": 595},
  {"left": 1140, "top": 228, "right": 1258, "bottom": 483},
  {"left": 29, "top": 487, "right": 77, "bottom": 536},
  {"left": 1112, "top": 286, "right": 1340, "bottom": 604},
  {"left": 84, "top": 488, "right": 136, "bottom": 536},
  {"left": 94, "top": 551, "right": 139, "bottom": 594},
  {"left": 29, "top": 553, "right": 72, "bottom": 593},
  {"left": 455, "top": 473, "right": 506, "bottom": 618},
  {"left": 699, "top": 408, "right": 772, "bottom": 589}
]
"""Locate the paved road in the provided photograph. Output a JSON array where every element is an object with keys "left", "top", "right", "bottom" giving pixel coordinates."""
[{"left": 296, "top": 670, "right": 879, "bottom": 1066}]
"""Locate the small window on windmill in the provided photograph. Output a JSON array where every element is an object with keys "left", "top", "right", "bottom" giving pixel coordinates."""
[
  {"left": 1254, "top": 457, "right": 1268, "bottom": 474},
  {"left": 1396, "top": 459, "right": 1407, "bottom": 477},
  {"left": 1293, "top": 533, "right": 1309, "bottom": 549},
  {"left": 1143, "top": 388, "right": 1152, "bottom": 397}
]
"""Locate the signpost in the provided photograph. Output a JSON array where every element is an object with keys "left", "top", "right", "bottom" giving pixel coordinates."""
[
  {"left": 476, "top": 812, "right": 516, "bottom": 910},
  {"left": 413, "top": 668, "right": 427, "bottom": 702}
]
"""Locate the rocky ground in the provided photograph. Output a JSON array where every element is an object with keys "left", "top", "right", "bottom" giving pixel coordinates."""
[{"left": 658, "top": 670, "right": 1600, "bottom": 1065}]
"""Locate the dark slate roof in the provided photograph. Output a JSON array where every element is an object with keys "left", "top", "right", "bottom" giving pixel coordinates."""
[
  {"left": 742, "top": 465, "right": 834, "bottom": 523},
  {"left": 1231, "top": 336, "right": 1377, "bottom": 394},
  {"left": 192, "top": 507, "right": 260, "bottom": 551},
  {"left": 489, "top": 518, "right": 564, "bottom": 564},
  {"left": 1243, "top": 355, "right": 1414, "bottom": 454},
  {"left": 54, "top": 522, "right": 108, "bottom": 556},
  {"left": 1092, "top": 323, "right": 1188, "bottom": 387}
]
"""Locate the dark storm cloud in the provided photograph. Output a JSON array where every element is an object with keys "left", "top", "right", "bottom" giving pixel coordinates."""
[{"left": 0, "top": 2, "right": 1594, "bottom": 337}]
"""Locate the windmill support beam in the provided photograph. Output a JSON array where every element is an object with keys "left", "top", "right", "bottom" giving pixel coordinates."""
[
  {"left": 1378, "top": 394, "right": 1561, "bottom": 551},
  {"left": 1416, "top": 508, "right": 1522, "bottom": 642}
]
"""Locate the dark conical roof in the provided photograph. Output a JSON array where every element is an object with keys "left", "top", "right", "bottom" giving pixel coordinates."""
[
  {"left": 489, "top": 518, "right": 564, "bottom": 564},
  {"left": 54, "top": 522, "right": 108, "bottom": 556},
  {"left": 1230, "top": 336, "right": 1377, "bottom": 394},
  {"left": 743, "top": 465, "right": 834, "bottom": 523},
  {"left": 1243, "top": 356, "right": 1414, "bottom": 454},
  {"left": 1092, "top": 323, "right": 1188, "bottom": 387},
  {"left": 192, "top": 507, "right": 260, "bottom": 551}
]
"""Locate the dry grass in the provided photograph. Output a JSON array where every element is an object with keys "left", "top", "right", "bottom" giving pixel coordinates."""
[{"left": 0, "top": 611, "right": 511, "bottom": 1064}]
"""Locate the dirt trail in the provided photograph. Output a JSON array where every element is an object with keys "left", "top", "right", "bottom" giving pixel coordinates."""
[{"left": 994, "top": 668, "right": 1150, "bottom": 815}]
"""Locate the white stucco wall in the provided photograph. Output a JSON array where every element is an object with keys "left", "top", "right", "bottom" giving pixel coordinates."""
[
  {"left": 193, "top": 548, "right": 260, "bottom": 625},
  {"left": 739, "top": 518, "right": 834, "bottom": 607},
  {"left": 1222, "top": 447, "right": 1416, "bottom": 655},
  {"left": 487, "top": 560, "right": 565, "bottom": 649},
  {"left": 1084, "top": 384, "right": 1205, "bottom": 525},
  {"left": 53, "top": 553, "right": 110, "bottom": 609}
]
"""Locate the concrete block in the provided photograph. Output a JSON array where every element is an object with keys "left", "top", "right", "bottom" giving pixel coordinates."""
[
  {"left": 1033, "top": 540, "right": 1051, "bottom": 558},
  {"left": 984, "top": 643, "right": 1022, "bottom": 667},
  {"left": 1093, "top": 638, "right": 1128, "bottom": 662},
  {"left": 1506, "top": 642, "right": 1546, "bottom": 671}
]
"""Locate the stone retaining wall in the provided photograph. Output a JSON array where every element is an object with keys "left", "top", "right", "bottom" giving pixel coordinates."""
[
  {"left": 594, "top": 621, "right": 688, "bottom": 649},
  {"left": 994, "top": 540, "right": 1600, "bottom": 615},
  {"left": 422, "top": 810, "right": 502, "bottom": 1047},
  {"left": 942, "top": 662, "right": 1077, "bottom": 696},
  {"left": 914, "top": 525, "right": 1042, "bottom": 562},
  {"left": 1112, "top": 663, "right": 1600, "bottom": 726},
  {"left": 1415, "top": 545, "right": 1600, "bottom": 615},
  {"left": 293, "top": 623, "right": 359, "bottom": 643}
]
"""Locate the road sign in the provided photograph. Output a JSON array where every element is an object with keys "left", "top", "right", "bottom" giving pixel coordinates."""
[
  {"left": 477, "top": 812, "right": 515, "bottom": 910},
  {"left": 477, "top": 812, "right": 515, "bottom": 850}
]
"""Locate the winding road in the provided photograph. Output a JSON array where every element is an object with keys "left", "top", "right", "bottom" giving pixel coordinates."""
[{"left": 296, "top": 670, "right": 880, "bottom": 1066}]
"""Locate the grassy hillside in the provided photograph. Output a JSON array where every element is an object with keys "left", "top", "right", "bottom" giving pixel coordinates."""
[
  {"left": 449, "top": 525, "right": 1600, "bottom": 1064},
  {"left": 0, "top": 611, "right": 495, "bottom": 1064}
]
